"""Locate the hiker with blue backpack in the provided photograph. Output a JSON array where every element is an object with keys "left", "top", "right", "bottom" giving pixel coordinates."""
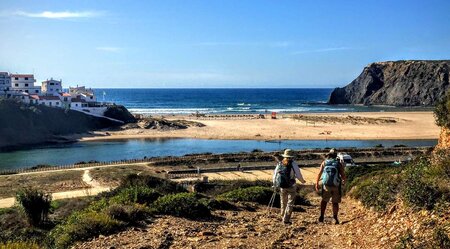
[
  {"left": 272, "top": 149, "right": 306, "bottom": 224},
  {"left": 315, "top": 149, "right": 347, "bottom": 224}
]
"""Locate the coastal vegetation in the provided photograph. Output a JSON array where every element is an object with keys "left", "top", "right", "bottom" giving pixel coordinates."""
[
  {"left": 434, "top": 91, "right": 450, "bottom": 129},
  {"left": 343, "top": 94, "right": 450, "bottom": 247}
]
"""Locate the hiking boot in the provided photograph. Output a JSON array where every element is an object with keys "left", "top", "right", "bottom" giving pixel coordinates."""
[
  {"left": 333, "top": 215, "right": 339, "bottom": 224},
  {"left": 318, "top": 216, "right": 324, "bottom": 222}
]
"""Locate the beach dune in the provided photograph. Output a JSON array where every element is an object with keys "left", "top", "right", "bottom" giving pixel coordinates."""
[{"left": 82, "top": 112, "right": 439, "bottom": 142}]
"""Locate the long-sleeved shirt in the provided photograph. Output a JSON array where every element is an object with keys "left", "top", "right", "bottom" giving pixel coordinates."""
[{"left": 272, "top": 161, "right": 305, "bottom": 185}]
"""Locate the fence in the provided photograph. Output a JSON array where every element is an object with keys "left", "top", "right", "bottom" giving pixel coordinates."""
[{"left": 0, "top": 146, "right": 432, "bottom": 176}]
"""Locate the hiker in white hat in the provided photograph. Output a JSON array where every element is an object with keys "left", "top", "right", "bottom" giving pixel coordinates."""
[{"left": 272, "top": 149, "right": 306, "bottom": 224}]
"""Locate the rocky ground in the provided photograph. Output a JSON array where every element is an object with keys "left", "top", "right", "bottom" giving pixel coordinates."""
[{"left": 72, "top": 191, "right": 441, "bottom": 249}]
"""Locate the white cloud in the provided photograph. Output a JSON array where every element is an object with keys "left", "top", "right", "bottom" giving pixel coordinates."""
[
  {"left": 96, "top": 47, "right": 121, "bottom": 53},
  {"left": 13, "top": 10, "right": 103, "bottom": 19},
  {"left": 292, "top": 47, "right": 353, "bottom": 55}
]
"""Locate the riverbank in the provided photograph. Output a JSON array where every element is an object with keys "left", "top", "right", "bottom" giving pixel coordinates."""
[{"left": 81, "top": 111, "right": 439, "bottom": 141}]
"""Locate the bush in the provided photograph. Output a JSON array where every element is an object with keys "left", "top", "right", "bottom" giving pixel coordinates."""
[
  {"left": 350, "top": 175, "right": 398, "bottom": 211},
  {"left": 199, "top": 198, "right": 237, "bottom": 211},
  {"left": 152, "top": 193, "right": 210, "bottom": 218},
  {"left": 218, "top": 186, "right": 274, "bottom": 205},
  {"left": 0, "top": 241, "right": 40, "bottom": 249},
  {"left": 118, "top": 174, "right": 186, "bottom": 195},
  {"left": 110, "top": 186, "right": 161, "bottom": 205},
  {"left": 50, "top": 211, "right": 124, "bottom": 249},
  {"left": 105, "top": 204, "right": 150, "bottom": 224},
  {"left": 434, "top": 92, "right": 450, "bottom": 128},
  {"left": 401, "top": 159, "right": 442, "bottom": 210},
  {"left": 345, "top": 164, "right": 399, "bottom": 193},
  {"left": 16, "top": 188, "right": 52, "bottom": 227},
  {"left": 195, "top": 180, "right": 272, "bottom": 196}
]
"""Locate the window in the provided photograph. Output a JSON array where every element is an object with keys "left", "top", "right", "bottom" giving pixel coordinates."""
[
  {"left": 35, "top": 90, "right": 39, "bottom": 93},
  {"left": 25, "top": 84, "right": 29, "bottom": 87},
  {"left": 49, "top": 102, "right": 52, "bottom": 106},
  {"left": 56, "top": 102, "right": 59, "bottom": 105},
  {"left": 24, "top": 77, "right": 28, "bottom": 80},
  {"left": 25, "top": 90, "right": 28, "bottom": 93},
  {"left": 90, "top": 96, "right": 93, "bottom": 99},
  {"left": 75, "top": 104, "right": 78, "bottom": 107},
  {"left": 64, "top": 97, "right": 68, "bottom": 101},
  {"left": 50, "top": 83, "right": 54, "bottom": 85},
  {"left": 15, "top": 84, "right": 18, "bottom": 87},
  {"left": 50, "top": 88, "right": 53, "bottom": 91},
  {"left": 15, "top": 77, "right": 18, "bottom": 80}
]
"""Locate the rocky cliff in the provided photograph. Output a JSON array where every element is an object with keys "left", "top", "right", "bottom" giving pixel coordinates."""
[{"left": 328, "top": 60, "right": 450, "bottom": 106}]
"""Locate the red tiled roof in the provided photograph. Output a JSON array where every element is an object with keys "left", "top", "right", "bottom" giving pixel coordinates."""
[
  {"left": 60, "top": 92, "right": 72, "bottom": 97},
  {"left": 30, "top": 95, "right": 40, "bottom": 100}
]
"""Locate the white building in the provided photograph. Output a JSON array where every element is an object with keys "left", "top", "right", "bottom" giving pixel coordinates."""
[
  {"left": 10, "top": 74, "right": 41, "bottom": 94},
  {"left": 0, "top": 72, "right": 11, "bottom": 92},
  {"left": 41, "top": 79, "right": 63, "bottom": 96},
  {"left": 30, "top": 95, "right": 62, "bottom": 107},
  {"left": 59, "top": 92, "right": 72, "bottom": 108},
  {"left": 69, "top": 86, "right": 96, "bottom": 102}
]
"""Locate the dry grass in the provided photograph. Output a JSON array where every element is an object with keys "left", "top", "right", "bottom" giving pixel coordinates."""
[{"left": 0, "top": 171, "right": 86, "bottom": 198}]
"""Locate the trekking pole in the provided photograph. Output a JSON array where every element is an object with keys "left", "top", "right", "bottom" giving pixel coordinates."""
[{"left": 266, "top": 189, "right": 277, "bottom": 215}]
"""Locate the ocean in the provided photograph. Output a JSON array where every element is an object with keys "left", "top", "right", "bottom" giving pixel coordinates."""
[{"left": 94, "top": 88, "right": 375, "bottom": 115}]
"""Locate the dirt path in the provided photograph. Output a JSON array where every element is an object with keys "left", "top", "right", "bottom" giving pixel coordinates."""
[
  {"left": 0, "top": 169, "right": 111, "bottom": 208},
  {"left": 74, "top": 193, "right": 380, "bottom": 249}
]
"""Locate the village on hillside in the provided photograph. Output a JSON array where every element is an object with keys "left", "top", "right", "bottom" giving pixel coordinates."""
[{"left": 0, "top": 72, "right": 113, "bottom": 118}]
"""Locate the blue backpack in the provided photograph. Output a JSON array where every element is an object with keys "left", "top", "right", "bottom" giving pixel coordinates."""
[
  {"left": 321, "top": 159, "right": 341, "bottom": 187},
  {"left": 274, "top": 162, "right": 295, "bottom": 188}
]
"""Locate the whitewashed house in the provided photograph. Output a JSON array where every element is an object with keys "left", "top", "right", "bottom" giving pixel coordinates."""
[
  {"left": 34, "top": 95, "right": 62, "bottom": 107},
  {"left": 41, "top": 79, "right": 63, "bottom": 96},
  {"left": 59, "top": 92, "right": 72, "bottom": 108},
  {"left": 10, "top": 74, "right": 41, "bottom": 94}
]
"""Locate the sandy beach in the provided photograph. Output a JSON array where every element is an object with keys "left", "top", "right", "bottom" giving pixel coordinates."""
[{"left": 82, "top": 111, "right": 440, "bottom": 141}]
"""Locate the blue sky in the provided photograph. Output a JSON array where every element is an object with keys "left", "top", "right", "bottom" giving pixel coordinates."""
[{"left": 1, "top": 0, "right": 449, "bottom": 88}]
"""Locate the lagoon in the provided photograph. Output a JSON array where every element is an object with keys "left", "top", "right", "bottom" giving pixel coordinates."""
[{"left": 0, "top": 138, "right": 437, "bottom": 170}]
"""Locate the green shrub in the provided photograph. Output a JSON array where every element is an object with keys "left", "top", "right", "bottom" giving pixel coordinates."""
[
  {"left": 434, "top": 92, "right": 450, "bottom": 128},
  {"left": 152, "top": 193, "right": 210, "bottom": 218},
  {"left": 218, "top": 186, "right": 274, "bottom": 204},
  {"left": 118, "top": 174, "right": 186, "bottom": 195},
  {"left": 350, "top": 175, "right": 398, "bottom": 211},
  {"left": 105, "top": 204, "right": 150, "bottom": 224},
  {"left": 16, "top": 188, "right": 52, "bottom": 227},
  {"left": 401, "top": 158, "right": 442, "bottom": 210},
  {"left": 199, "top": 198, "right": 237, "bottom": 211},
  {"left": 196, "top": 180, "right": 272, "bottom": 196},
  {"left": 0, "top": 241, "right": 40, "bottom": 249},
  {"left": 110, "top": 186, "right": 161, "bottom": 205},
  {"left": 345, "top": 164, "right": 400, "bottom": 193},
  {"left": 49, "top": 211, "right": 124, "bottom": 249}
]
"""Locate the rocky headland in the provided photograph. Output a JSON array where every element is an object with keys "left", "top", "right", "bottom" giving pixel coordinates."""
[
  {"left": 0, "top": 99, "right": 136, "bottom": 150},
  {"left": 328, "top": 60, "right": 449, "bottom": 106}
]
